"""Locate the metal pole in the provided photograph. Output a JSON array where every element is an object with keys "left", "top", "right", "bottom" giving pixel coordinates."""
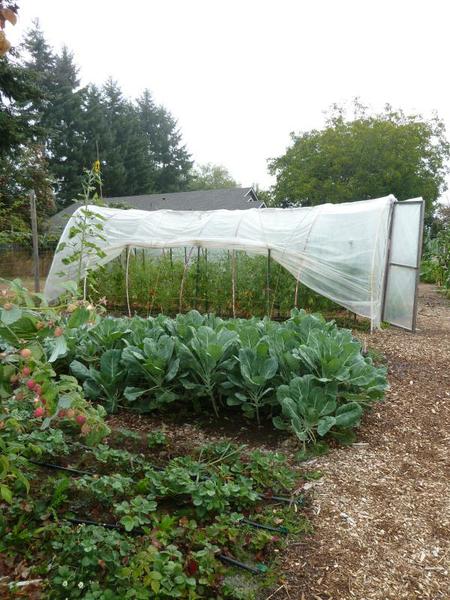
[
  {"left": 29, "top": 191, "right": 40, "bottom": 293},
  {"left": 380, "top": 201, "right": 396, "bottom": 325},
  {"left": 411, "top": 200, "right": 425, "bottom": 333}
]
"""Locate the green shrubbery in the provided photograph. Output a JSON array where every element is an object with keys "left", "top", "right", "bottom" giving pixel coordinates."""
[{"left": 421, "top": 227, "right": 450, "bottom": 296}]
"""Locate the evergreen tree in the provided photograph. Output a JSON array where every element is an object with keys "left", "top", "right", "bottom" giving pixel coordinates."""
[
  {"left": 137, "top": 89, "right": 192, "bottom": 192},
  {"left": 48, "top": 46, "right": 85, "bottom": 205},
  {"left": 0, "top": 50, "right": 40, "bottom": 153},
  {"left": 21, "top": 19, "right": 56, "bottom": 132}
]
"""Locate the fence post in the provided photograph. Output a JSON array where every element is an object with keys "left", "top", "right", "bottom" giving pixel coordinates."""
[{"left": 29, "top": 190, "right": 40, "bottom": 293}]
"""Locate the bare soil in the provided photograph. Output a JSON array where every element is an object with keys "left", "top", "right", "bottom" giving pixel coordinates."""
[{"left": 277, "top": 284, "right": 450, "bottom": 600}]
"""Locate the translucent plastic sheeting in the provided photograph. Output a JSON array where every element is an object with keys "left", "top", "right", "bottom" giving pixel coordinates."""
[
  {"left": 382, "top": 199, "right": 424, "bottom": 331},
  {"left": 45, "top": 196, "right": 399, "bottom": 327}
]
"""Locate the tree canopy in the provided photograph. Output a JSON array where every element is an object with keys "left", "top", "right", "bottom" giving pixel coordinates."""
[
  {"left": 0, "top": 19, "right": 195, "bottom": 235},
  {"left": 188, "top": 163, "right": 238, "bottom": 191},
  {"left": 268, "top": 102, "right": 450, "bottom": 216}
]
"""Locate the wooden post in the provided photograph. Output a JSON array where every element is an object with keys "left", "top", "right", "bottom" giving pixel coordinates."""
[{"left": 29, "top": 191, "right": 40, "bottom": 293}]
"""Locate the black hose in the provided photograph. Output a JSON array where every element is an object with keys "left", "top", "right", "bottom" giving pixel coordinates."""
[
  {"left": 241, "top": 519, "right": 288, "bottom": 534},
  {"left": 27, "top": 459, "right": 93, "bottom": 476},
  {"left": 217, "top": 554, "right": 267, "bottom": 574},
  {"left": 259, "top": 493, "right": 305, "bottom": 505},
  {"left": 63, "top": 516, "right": 266, "bottom": 575}
]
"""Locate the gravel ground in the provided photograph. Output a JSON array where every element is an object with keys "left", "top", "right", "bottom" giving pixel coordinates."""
[{"left": 278, "top": 284, "right": 450, "bottom": 600}]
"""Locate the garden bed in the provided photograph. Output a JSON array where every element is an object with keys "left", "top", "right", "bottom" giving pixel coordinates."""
[{"left": 0, "top": 279, "right": 388, "bottom": 598}]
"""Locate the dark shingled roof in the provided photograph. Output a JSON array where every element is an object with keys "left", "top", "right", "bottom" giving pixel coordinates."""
[{"left": 48, "top": 187, "right": 264, "bottom": 232}]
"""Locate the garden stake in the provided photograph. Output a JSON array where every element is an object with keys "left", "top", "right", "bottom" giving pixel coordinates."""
[
  {"left": 125, "top": 245, "right": 131, "bottom": 317},
  {"left": 195, "top": 246, "right": 201, "bottom": 309},
  {"left": 266, "top": 249, "right": 271, "bottom": 316},
  {"left": 231, "top": 250, "right": 237, "bottom": 318},
  {"left": 204, "top": 248, "right": 209, "bottom": 312}
]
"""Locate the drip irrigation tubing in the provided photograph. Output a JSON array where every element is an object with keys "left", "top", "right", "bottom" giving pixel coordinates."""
[
  {"left": 217, "top": 554, "right": 267, "bottom": 574},
  {"left": 62, "top": 516, "right": 265, "bottom": 575},
  {"left": 241, "top": 519, "right": 288, "bottom": 534},
  {"left": 28, "top": 458, "right": 305, "bottom": 507},
  {"left": 27, "top": 459, "right": 93, "bottom": 476}
]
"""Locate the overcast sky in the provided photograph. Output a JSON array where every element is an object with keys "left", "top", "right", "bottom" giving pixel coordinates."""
[{"left": 9, "top": 0, "right": 450, "bottom": 194}]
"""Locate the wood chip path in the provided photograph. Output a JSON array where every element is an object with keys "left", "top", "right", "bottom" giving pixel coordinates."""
[{"left": 279, "top": 284, "right": 449, "bottom": 600}]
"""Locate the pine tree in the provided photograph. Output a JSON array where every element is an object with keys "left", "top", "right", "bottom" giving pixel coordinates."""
[
  {"left": 48, "top": 46, "right": 85, "bottom": 205},
  {"left": 0, "top": 50, "right": 40, "bottom": 153},
  {"left": 21, "top": 19, "right": 56, "bottom": 132},
  {"left": 137, "top": 89, "right": 192, "bottom": 192}
]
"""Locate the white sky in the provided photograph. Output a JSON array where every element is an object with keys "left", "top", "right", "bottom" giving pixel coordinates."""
[{"left": 8, "top": 0, "right": 450, "bottom": 194}]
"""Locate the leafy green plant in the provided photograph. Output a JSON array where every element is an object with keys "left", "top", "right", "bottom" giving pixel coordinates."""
[
  {"left": 70, "top": 349, "right": 127, "bottom": 413},
  {"left": 114, "top": 495, "right": 158, "bottom": 531},
  {"left": 122, "top": 544, "right": 199, "bottom": 598},
  {"left": 55, "top": 166, "right": 107, "bottom": 287},
  {"left": 274, "top": 374, "right": 363, "bottom": 445},
  {"left": 177, "top": 325, "right": 239, "bottom": 416},
  {"left": 121, "top": 334, "right": 180, "bottom": 410},
  {"left": 147, "top": 430, "right": 168, "bottom": 448},
  {"left": 226, "top": 340, "right": 278, "bottom": 424},
  {"left": 75, "top": 473, "right": 135, "bottom": 505}
]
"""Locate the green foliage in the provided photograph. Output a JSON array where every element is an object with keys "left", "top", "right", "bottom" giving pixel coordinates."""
[
  {"left": 89, "top": 250, "right": 336, "bottom": 318},
  {"left": 71, "top": 349, "right": 127, "bottom": 413},
  {"left": 74, "top": 473, "right": 134, "bottom": 505},
  {"left": 115, "top": 495, "right": 158, "bottom": 531},
  {"left": 421, "top": 223, "right": 450, "bottom": 295},
  {"left": 269, "top": 101, "right": 450, "bottom": 217},
  {"left": 147, "top": 430, "right": 168, "bottom": 448},
  {"left": 63, "top": 306, "right": 387, "bottom": 444},
  {"left": 188, "top": 163, "right": 238, "bottom": 191},
  {"left": 122, "top": 334, "right": 180, "bottom": 410}
]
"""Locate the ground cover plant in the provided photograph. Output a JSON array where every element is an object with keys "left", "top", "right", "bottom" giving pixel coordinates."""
[{"left": 0, "top": 278, "right": 388, "bottom": 598}]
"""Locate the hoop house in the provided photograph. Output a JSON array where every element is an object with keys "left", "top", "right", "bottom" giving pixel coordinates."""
[{"left": 44, "top": 195, "right": 424, "bottom": 330}]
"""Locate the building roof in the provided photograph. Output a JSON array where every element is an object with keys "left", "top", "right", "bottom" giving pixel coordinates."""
[{"left": 48, "top": 187, "right": 263, "bottom": 232}]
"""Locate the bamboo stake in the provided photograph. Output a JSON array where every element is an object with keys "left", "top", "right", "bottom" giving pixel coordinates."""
[
  {"left": 179, "top": 247, "right": 194, "bottom": 313},
  {"left": 294, "top": 273, "right": 300, "bottom": 308},
  {"left": 195, "top": 246, "right": 201, "bottom": 309},
  {"left": 125, "top": 245, "right": 131, "bottom": 317},
  {"left": 231, "top": 250, "right": 237, "bottom": 318},
  {"left": 204, "top": 248, "right": 209, "bottom": 313},
  {"left": 266, "top": 249, "right": 271, "bottom": 317}
]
